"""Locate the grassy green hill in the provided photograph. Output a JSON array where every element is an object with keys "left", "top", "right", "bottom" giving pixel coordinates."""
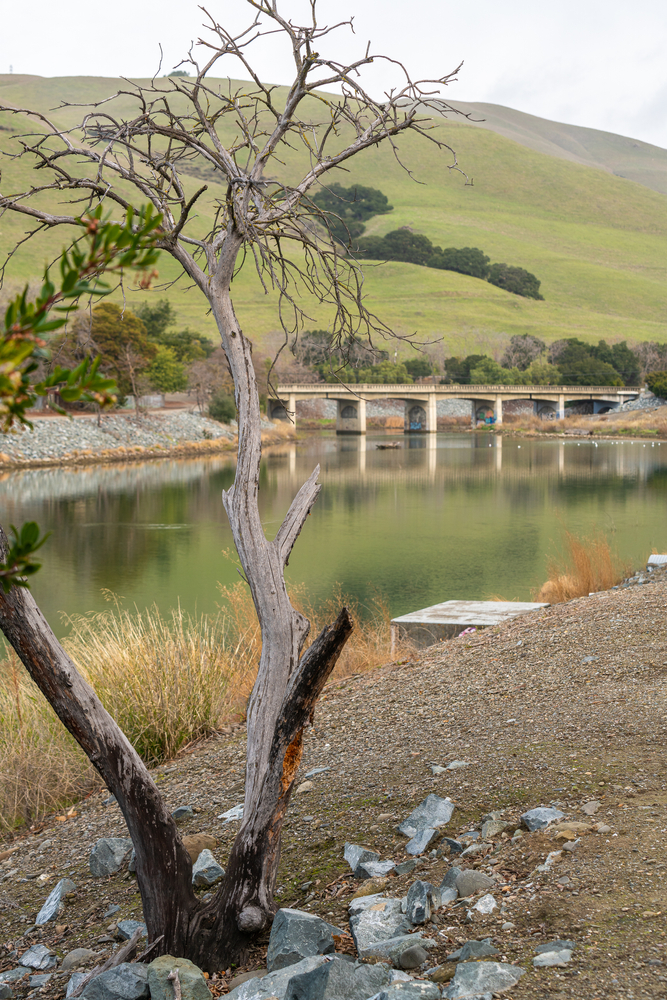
[{"left": 1, "top": 74, "right": 667, "bottom": 358}]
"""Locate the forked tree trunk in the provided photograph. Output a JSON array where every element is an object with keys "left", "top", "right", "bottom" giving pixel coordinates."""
[{"left": 0, "top": 234, "right": 353, "bottom": 970}]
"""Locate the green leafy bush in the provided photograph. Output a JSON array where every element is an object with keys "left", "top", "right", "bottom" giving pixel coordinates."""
[
  {"left": 430, "top": 246, "right": 490, "bottom": 279},
  {"left": 488, "top": 263, "right": 544, "bottom": 300},
  {"left": 147, "top": 346, "right": 188, "bottom": 393},
  {"left": 209, "top": 390, "right": 236, "bottom": 422},
  {"left": 646, "top": 371, "right": 667, "bottom": 398}
]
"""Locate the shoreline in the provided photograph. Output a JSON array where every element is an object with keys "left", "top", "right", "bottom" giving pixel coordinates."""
[{"left": 0, "top": 412, "right": 295, "bottom": 472}]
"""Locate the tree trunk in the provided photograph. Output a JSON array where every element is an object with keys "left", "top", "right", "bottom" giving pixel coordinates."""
[
  {"left": 0, "top": 540, "right": 198, "bottom": 953},
  {"left": 0, "top": 234, "right": 353, "bottom": 970}
]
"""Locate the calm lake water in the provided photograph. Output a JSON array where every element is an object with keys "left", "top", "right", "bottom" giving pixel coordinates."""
[{"left": 1, "top": 432, "right": 666, "bottom": 637}]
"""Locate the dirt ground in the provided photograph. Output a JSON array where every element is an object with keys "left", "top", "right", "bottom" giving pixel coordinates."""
[{"left": 2, "top": 578, "right": 667, "bottom": 998}]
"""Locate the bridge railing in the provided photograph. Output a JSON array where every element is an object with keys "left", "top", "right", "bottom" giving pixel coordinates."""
[{"left": 276, "top": 383, "right": 642, "bottom": 394}]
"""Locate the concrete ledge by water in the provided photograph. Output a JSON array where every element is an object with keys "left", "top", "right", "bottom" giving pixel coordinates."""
[{"left": 391, "top": 599, "right": 549, "bottom": 651}]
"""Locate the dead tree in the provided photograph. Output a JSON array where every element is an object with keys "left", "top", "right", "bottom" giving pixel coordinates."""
[{"left": 0, "top": 0, "right": 466, "bottom": 968}]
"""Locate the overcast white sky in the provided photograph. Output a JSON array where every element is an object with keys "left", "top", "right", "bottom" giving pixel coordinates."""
[{"left": 3, "top": 0, "right": 667, "bottom": 148}]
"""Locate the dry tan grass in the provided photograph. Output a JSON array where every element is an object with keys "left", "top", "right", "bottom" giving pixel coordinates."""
[
  {"left": 0, "top": 655, "right": 98, "bottom": 831},
  {"left": 0, "top": 585, "right": 404, "bottom": 829},
  {"left": 534, "top": 531, "right": 630, "bottom": 603}
]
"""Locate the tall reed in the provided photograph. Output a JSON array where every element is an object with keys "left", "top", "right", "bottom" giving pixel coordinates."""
[
  {"left": 0, "top": 584, "right": 408, "bottom": 829},
  {"left": 534, "top": 530, "right": 629, "bottom": 603}
]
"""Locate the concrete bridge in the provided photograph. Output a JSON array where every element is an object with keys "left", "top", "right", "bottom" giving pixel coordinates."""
[{"left": 273, "top": 383, "right": 641, "bottom": 432}]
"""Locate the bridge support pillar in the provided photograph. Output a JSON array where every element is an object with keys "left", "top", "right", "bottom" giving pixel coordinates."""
[
  {"left": 558, "top": 394, "right": 565, "bottom": 420},
  {"left": 427, "top": 393, "right": 437, "bottom": 432},
  {"left": 336, "top": 396, "right": 366, "bottom": 434},
  {"left": 494, "top": 395, "right": 503, "bottom": 425}
]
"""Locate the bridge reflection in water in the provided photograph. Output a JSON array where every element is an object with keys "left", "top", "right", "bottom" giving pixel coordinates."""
[
  {"left": 273, "top": 433, "right": 655, "bottom": 485},
  {"left": 0, "top": 433, "right": 664, "bottom": 634}
]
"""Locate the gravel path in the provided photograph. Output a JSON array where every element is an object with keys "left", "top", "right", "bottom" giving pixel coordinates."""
[{"left": 2, "top": 578, "right": 667, "bottom": 998}]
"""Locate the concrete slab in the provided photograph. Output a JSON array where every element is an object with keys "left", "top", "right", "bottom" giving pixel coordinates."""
[
  {"left": 647, "top": 554, "right": 667, "bottom": 570},
  {"left": 391, "top": 600, "right": 549, "bottom": 651}
]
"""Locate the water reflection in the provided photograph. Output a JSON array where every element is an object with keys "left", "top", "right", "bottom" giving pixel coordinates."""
[{"left": 0, "top": 433, "right": 665, "bottom": 636}]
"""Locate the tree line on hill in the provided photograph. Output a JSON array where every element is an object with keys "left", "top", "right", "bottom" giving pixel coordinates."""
[
  {"left": 311, "top": 183, "right": 544, "bottom": 300},
  {"left": 290, "top": 331, "right": 667, "bottom": 388}
]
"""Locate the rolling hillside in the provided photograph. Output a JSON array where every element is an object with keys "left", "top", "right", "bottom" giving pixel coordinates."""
[{"left": 1, "top": 74, "right": 667, "bottom": 357}]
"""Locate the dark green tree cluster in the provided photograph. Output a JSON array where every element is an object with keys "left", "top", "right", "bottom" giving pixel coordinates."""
[
  {"left": 646, "top": 371, "right": 667, "bottom": 399},
  {"left": 355, "top": 229, "right": 543, "bottom": 299},
  {"left": 442, "top": 335, "right": 642, "bottom": 387},
  {"left": 311, "top": 183, "right": 393, "bottom": 245},
  {"left": 547, "top": 338, "right": 639, "bottom": 386}
]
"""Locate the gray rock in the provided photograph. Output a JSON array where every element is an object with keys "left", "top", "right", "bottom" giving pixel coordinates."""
[
  {"left": 89, "top": 838, "right": 133, "bottom": 877},
  {"left": 534, "top": 940, "right": 575, "bottom": 954},
  {"left": 480, "top": 820, "right": 507, "bottom": 840},
  {"left": 441, "top": 839, "right": 463, "bottom": 855},
  {"left": 442, "top": 962, "right": 524, "bottom": 999},
  {"left": 103, "top": 905, "right": 120, "bottom": 919},
  {"left": 192, "top": 850, "right": 225, "bottom": 888},
  {"left": 349, "top": 897, "right": 409, "bottom": 952},
  {"left": 376, "top": 983, "right": 441, "bottom": 1000},
  {"left": 284, "top": 956, "right": 391, "bottom": 1000},
  {"left": 439, "top": 888, "right": 457, "bottom": 905},
  {"left": 356, "top": 861, "right": 396, "bottom": 880},
  {"left": 128, "top": 851, "right": 136, "bottom": 874},
  {"left": 304, "top": 767, "right": 330, "bottom": 779},
  {"left": 225, "top": 957, "right": 327, "bottom": 1000},
  {"left": 455, "top": 871, "right": 494, "bottom": 899},
  {"left": 460, "top": 844, "right": 488, "bottom": 859},
  {"left": 398, "top": 945, "right": 428, "bottom": 970},
  {"left": 533, "top": 950, "right": 572, "bottom": 968},
  {"left": 0, "top": 971, "right": 28, "bottom": 985},
  {"left": 501, "top": 922, "right": 515, "bottom": 932},
  {"left": 29, "top": 974, "right": 52, "bottom": 988},
  {"left": 348, "top": 894, "right": 384, "bottom": 916},
  {"left": 472, "top": 894, "right": 497, "bottom": 915},
  {"left": 67, "top": 974, "right": 89, "bottom": 998},
  {"left": 447, "top": 940, "right": 498, "bottom": 962},
  {"left": 405, "top": 881, "right": 439, "bottom": 925},
  {"left": 440, "top": 869, "right": 462, "bottom": 891},
  {"left": 405, "top": 828, "right": 438, "bottom": 856},
  {"left": 394, "top": 860, "right": 421, "bottom": 877},
  {"left": 398, "top": 796, "right": 455, "bottom": 838},
  {"left": 148, "top": 956, "right": 212, "bottom": 1000},
  {"left": 445, "top": 762, "right": 469, "bottom": 771},
  {"left": 358, "top": 935, "right": 435, "bottom": 966},
  {"left": 62, "top": 949, "right": 99, "bottom": 971},
  {"left": 172, "top": 806, "right": 195, "bottom": 822},
  {"left": 267, "top": 909, "right": 338, "bottom": 972},
  {"left": 80, "top": 964, "right": 149, "bottom": 1000},
  {"left": 343, "top": 844, "right": 380, "bottom": 876},
  {"left": 520, "top": 808, "right": 564, "bottom": 832},
  {"left": 35, "top": 877, "right": 77, "bottom": 925},
  {"left": 19, "top": 945, "right": 56, "bottom": 970},
  {"left": 0, "top": 984, "right": 12, "bottom": 999},
  {"left": 116, "top": 920, "right": 147, "bottom": 941}
]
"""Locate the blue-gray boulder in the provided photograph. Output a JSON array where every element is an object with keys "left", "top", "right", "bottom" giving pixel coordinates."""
[
  {"left": 225, "top": 957, "right": 327, "bottom": 1000},
  {"left": 447, "top": 939, "right": 498, "bottom": 961},
  {"left": 405, "top": 881, "right": 439, "bottom": 925},
  {"left": 80, "top": 963, "right": 149, "bottom": 1000},
  {"left": 398, "top": 796, "right": 454, "bottom": 838},
  {"left": 343, "top": 843, "right": 379, "bottom": 877},
  {"left": 284, "top": 956, "right": 391, "bottom": 1000},
  {"left": 442, "top": 962, "right": 524, "bottom": 999},
  {"left": 267, "top": 910, "right": 340, "bottom": 972},
  {"left": 349, "top": 897, "right": 408, "bottom": 952},
  {"left": 192, "top": 850, "right": 225, "bottom": 888},
  {"left": 116, "top": 920, "right": 147, "bottom": 941},
  {"left": 520, "top": 807, "right": 564, "bottom": 832},
  {"left": 89, "top": 838, "right": 133, "bottom": 877},
  {"left": 19, "top": 945, "right": 56, "bottom": 971},
  {"left": 376, "top": 984, "right": 441, "bottom": 1000},
  {"left": 35, "top": 877, "right": 76, "bottom": 925}
]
